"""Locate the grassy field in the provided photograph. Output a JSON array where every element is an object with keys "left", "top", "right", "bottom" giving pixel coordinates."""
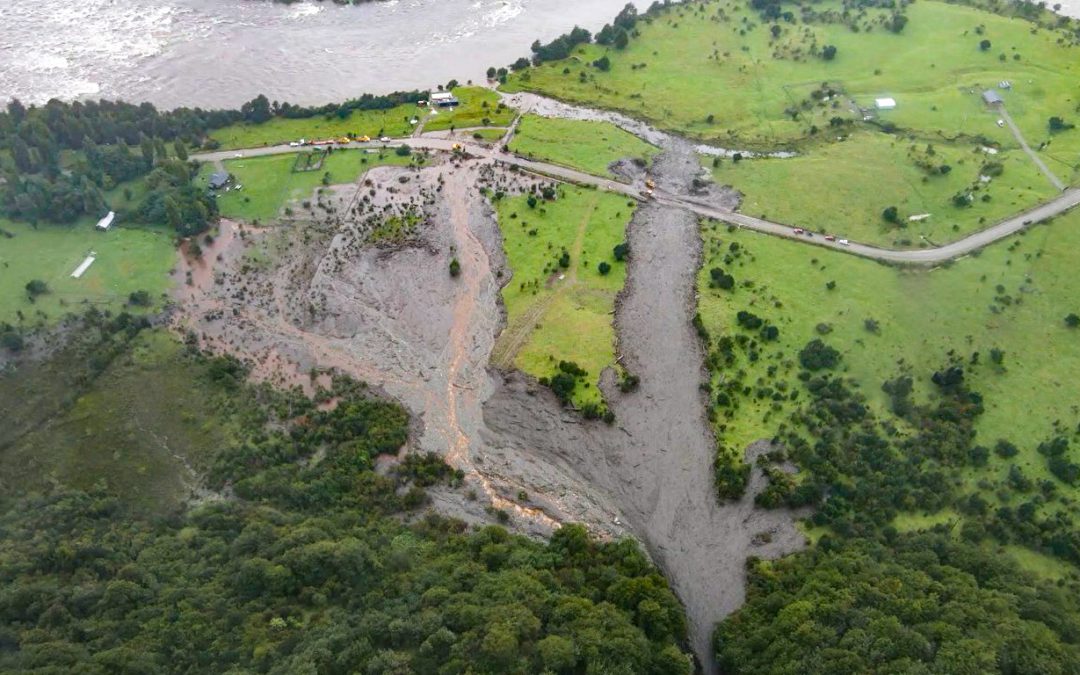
[
  {"left": 509, "top": 115, "right": 659, "bottom": 178},
  {"left": 210, "top": 106, "right": 419, "bottom": 150},
  {"left": 197, "top": 149, "right": 418, "bottom": 223},
  {"left": 710, "top": 131, "right": 1058, "bottom": 246},
  {"left": 697, "top": 207, "right": 1080, "bottom": 551},
  {"left": 0, "top": 330, "right": 237, "bottom": 515},
  {"left": 0, "top": 218, "right": 174, "bottom": 327},
  {"left": 422, "top": 87, "right": 516, "bottom": 132},
  {"left": 506, "top": 0, "right": 1080, "bottom": 188},
  {"left": 493, "top": 186, "right": 635, "bottom": 410}
]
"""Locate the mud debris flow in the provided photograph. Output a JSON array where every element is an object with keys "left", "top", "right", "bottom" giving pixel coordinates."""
[{"left": 173, "top": 100, "right": 807, "bottom": 673}]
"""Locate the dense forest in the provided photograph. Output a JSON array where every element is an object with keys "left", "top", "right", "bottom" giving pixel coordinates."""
[{"left": 0, "top": 320, "right": 692, "bottom": 674}]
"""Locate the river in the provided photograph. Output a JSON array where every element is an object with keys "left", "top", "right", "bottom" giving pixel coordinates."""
[{"left": 0, "top": 0, "right": 633, "bottom": 109}]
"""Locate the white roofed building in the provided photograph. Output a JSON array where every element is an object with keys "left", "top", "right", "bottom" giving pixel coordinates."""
[
  {"left": 95, "top": 211, "right": 115, "bottom": 231},
  {"left": 874, "top": 97, "right": 897, "bottom": 110}
]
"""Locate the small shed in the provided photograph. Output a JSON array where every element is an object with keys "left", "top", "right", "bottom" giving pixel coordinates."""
[
  {"left": 208, "top": 172, "right": 230, "bottom": 190},
  {"left": 982, "top": 89, "right": 1004, "bottom": 106},
  {"left": 874, "top": 97, "right": 897, "bottom": 110},
  {"left": 95, "top": 211, "right": 115, "bottom": 231}
]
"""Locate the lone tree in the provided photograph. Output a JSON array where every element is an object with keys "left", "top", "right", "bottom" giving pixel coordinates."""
[
  {"left": 882, "top": 205, "right": 899, "bottom": 223},
  {"left": 1049, "top": 116, "right": 1075, "bottom": 132},
  {"left": 1065, "top": 313, "right": 1080, "bottom": 328},
  {"left": 979, "top": 39, "right": 992, "bottom": 51},
  {"left": 822, "top": 45, "right": 838, "bottom": 60},
  {"left": 598, "top": 261, "right": 612, "bottom": 275},
  {"left": 25, "top": 279, "right": 48, "bottom": 298}
]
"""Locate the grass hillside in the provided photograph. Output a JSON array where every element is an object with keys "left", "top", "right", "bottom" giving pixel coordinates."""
[
  {"left": 0, "top": 330, "right": 237, "bottom": 514},
  {"left": 507, "top": 0, "right": 1079, "bottom": 159}
]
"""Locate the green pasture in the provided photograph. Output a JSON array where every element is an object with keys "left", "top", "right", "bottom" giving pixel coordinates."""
[
  {"left": 697, "top": 205, "right": 1080, "bottom": 536},
  {"left": 510, "top": 115, "right": 659, "bottom": 178},
  {"left": 505, "top": 0, "right": 1080, "bottom": 180},
  {"left": 198, "top": 150, "right": 418, "bottom": 223},
  {"left": 0, "top": 218, "right": 174, "bottom": 328},
  {"left": 711, "top": 131, "right": 1057, "bottom": 246},
  {"left": 210, "top": 106, "right": 419, "bottom": 150},
  {"left": 422, "top": 87, "right": 516, "bottom": 132},
  {"left": 493, "top": 186, "right": 635, "bottom": 409}
]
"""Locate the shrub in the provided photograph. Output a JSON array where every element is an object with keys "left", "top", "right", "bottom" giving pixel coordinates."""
[
  {"left": 449, "top": 258, "right": 461, "bottom": 277},
  {"left": 709, "top": 268, "right": 735, "bottom": 290},
  {"left": 598, "top": 261, "right": 612, "bottom": 275},
  {"left": 798, "top": 339, "right": 840, "bottom": 371},
  {"left": 128, "top": 290, "right": 152, "bottom": 307},
  {"left": 613, "top": 242, "right": 630, "bottom": 261},
  {"left": 0, "top": 330, "right": 24, "bottom": 352}
]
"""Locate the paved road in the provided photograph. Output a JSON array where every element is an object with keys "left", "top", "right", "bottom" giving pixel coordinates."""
[
  {"left": 998, "top": 105, "right": 1067, "bottom": 192},
  {"left": 195, "top": 138, "right": 1080, "bottom": 265}
]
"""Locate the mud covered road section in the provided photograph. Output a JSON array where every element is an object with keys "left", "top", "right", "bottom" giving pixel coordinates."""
[{"left": 482, "top": 140, "right": 805, "bottom": 673}]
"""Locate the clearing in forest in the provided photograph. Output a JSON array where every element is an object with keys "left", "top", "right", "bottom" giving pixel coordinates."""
[{"left": 0, "top": 217, "right": 173, "bottom": 327}]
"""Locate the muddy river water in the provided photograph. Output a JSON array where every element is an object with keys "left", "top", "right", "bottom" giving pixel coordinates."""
[{"left": 1, "top": 0, "right": 632, "bottom": 108}]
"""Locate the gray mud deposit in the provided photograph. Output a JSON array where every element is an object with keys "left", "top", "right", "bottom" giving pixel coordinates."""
[
  {"left": 173, "top": 133, "right": 804, "bottom": 673},
  {"left": 482, "top": 140, "right": 804, "bottom": 671}
]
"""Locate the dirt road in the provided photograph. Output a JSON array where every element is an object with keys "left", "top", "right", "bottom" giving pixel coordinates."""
[{"left": 998, "top": 105, "right": 1066, "bottom": 191}]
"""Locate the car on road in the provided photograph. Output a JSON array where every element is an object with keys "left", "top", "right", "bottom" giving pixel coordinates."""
[
  {"left": 233, "top": 153, "right": 243, "bottom": 158},
  {"left": 379, "top": 136, "right": 391, "bottom": 142},
  {"left": 288, "top": 142, "right": 299, "bottom": 147},
  {"left": 357, "top": 135, "right": 371, "bottom": 143},
  {"left": 825, "top": 235, "right": 836, "bottom": 242},
  {"left": 838, "top": 239, "right": 850, "bottom": 246},
  {"left": 793, "top": 228, "right": 804, "bottom": 234}
]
